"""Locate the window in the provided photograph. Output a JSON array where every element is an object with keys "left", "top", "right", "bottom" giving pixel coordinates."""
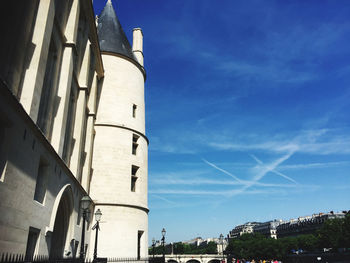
[
  {"left": 133, "top": 104, "right": 137, "bottom": 118},
  {"left": 75, "top": 10, "right": 89, "bottom": 72},
  {"left": 132, "top": 134, "right": 139, "bottom": 155},
  {"left": 25, "top": 227, "right": 40, "bottom": 260},
  {"left": 62, "top": 85, "right": 77, "bottom": 165},
  {"left": 78, "top": 112, "right": 88, "bottom": 182},
  {"left": 137, "top": 231, "right": 143, "bottom": 260},
  {"left": 37, "top": 35, "right": 61, "bottom": 140},
  {"left": 131, "top": 165, "right": 139, "bottom": 192},
  {"left": 34, "top": 159, "right": 49, "bottom": 204},
  {"left": 0, "top": 116, "right": 11, "bottom": 182},
  {"left": 54, "top": 0, "right": 71, "bottom": 32},
  {"left": 0, "top": 126, "right": 7, "bottom": 181}
]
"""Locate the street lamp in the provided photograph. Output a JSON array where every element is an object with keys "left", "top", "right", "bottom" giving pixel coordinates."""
[
  {"left": 80, "top": 196, "right": 92, "bottom": 261},
  {"left": 219, "top": 234, "right": 224, "bottom": 261},
  {"left": 161, "top": 228, "right": 166, "bottom": 263},
  {"left": 93, "top": 209, "right": 102, "bottom": 261},
  {"left": 152, "top": 238, "right": 156, "bottom": 258}
]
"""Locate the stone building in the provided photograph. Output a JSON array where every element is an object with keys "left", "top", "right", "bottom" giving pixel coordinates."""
[
  {"left": 253, "top": 220, "right": 281, "bottom": 239},
  {"left": 228, "top": 222, "right": 260, "bottom": 239},
  {"left": 0, "top": 0, "right": 148, "bottom": 259},
  {"left": 276, "top": 211, "right": 345, "bottom": 238}
]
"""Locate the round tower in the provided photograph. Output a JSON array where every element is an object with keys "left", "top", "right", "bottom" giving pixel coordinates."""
[{"left": 89, "top": 0, "right": 148, "bottom": 258}]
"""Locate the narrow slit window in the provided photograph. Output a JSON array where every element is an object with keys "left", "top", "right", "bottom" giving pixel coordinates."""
[
  {"left": 133, "top": 104, "right": 137, "bottom": 118},
  {"left": 0, "top": 125, "right": 8, "bottom": 181},
  {"left": 132, "top": 134, "right": 139, "bottom": 155},
  {"left": 137, "top": 231, "right": 144, "bottom": 260},
  {"left": 131, "top": 165, "right": 139, "bottom": 192},
  {"left": 34, "top": 159, "right": 49, "bottom": 204},
  {"left": 25, "top": 227, "right": 40, "bottom": 260}
]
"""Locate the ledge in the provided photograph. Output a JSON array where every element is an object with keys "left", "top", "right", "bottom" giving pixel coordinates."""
[
  {"left": 94, "top": 123, "right": 149, "bottom": 145},
  {"left": 101, "top": 51, "right": 147, "bottom": 81},
  {"left": 95, "top": 203, "right": 149, "bottom": 213}
]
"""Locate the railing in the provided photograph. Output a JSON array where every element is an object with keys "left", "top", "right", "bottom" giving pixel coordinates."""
[
  {"left": 108, "top": 258, "right": 163, "bottom": 263},
  {"left": 0, "top": 254, "right": 164, "bottom": 263},
  {"left": 0, "top": 254, "right": 83, "bottom": 263},
  {"left": 0, "top": 254, "right": 87, "bottom": 263}
]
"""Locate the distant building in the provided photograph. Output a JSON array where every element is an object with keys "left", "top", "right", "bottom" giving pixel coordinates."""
[
  {"left": 180, "top": 237, "right": 227, "bottom": 254},
  {"left": 229, "top": 222, "right": 261, "bottom": 239},
  {"left": 183, "top": 237, "right": 204, "bottom": 247},
  {"left": 0, "top": 0, "right": 148, "bottom": 259},
  {"left": 227, "top": 211, "right": 348, "bottom": 240},
  {"left": 277, "top": 211, "right": 346, "bottom": 238},
  {"left": 253, "top": 220, "right": 281, "bottom": 239}
]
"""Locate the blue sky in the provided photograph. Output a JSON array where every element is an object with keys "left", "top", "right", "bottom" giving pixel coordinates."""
[{"left": 93, "top": 0, "right": 350, "bottom": 244}]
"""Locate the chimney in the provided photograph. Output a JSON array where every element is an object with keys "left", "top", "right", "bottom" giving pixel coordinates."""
[{"left": 132, "top": 28, "right": 144, "bottom": 66}]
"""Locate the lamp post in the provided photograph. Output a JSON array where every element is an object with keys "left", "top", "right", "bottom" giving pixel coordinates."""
[
  {"left": 80, "top": 196, "right": 92, "bottom": 261},
  {"left": 93, "top": 209, "right": 102, "bottom": 261},
  {"left": 152, "top": 238, "right": 156, "bottom": 258},
  {"left": 161, "top": 228, "right": 166, "bottom": 263},
  {"left": 219, "top": 234, "right": 224, "bottom": 262}
]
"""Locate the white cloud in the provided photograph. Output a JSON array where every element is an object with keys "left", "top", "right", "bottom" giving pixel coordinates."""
[
  {"left": 208, "top": 129, "right": 350, "bottom": 155},
  {"left": 279, "top": 161, "right": 350, "bottom": 170},
  {"left": 150, "top": 194, "right": 177, "bottom": 205},
  {"left": 151, "top": 177, "right": 299, "bottom": 188},
  {"left": 149, "top": 188, "right": 286, "bottom": 197}
]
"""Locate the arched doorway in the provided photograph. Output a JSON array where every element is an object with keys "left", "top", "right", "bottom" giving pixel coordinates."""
[
  {"left": 50, "top": 187, "right": 73, "bottom": 258},
  {"left": 187, "top": 260, "right": 201, "bottom": 263}
]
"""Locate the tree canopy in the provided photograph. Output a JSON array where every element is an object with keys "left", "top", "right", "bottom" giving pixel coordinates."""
[
  {"left": 225, "top": 213, "right": 350, "bottom": 260},
  {"left": 149, "top": 241, "right": 218, "bottom": 255}
]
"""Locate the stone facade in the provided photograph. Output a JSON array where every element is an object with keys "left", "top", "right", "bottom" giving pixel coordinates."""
[
  {"left": 228, "top": 222, "right": 260, "bottom": 239},
  {"left": 0, "top": 0, "right": 148, "bottom": 259},
  {"left": 253, "top": 220, "right": 281, "bottom": 239},
  {"left": 276, "top": 212, "right": 345, "bottom": 238},
  {"left": 228, "top": 211, "right": 347, "bottom": 240}
]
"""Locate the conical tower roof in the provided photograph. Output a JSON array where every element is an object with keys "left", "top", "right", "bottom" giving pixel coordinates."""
[{"left": 97, "top": 0, "right": 136, "bottom": 61}]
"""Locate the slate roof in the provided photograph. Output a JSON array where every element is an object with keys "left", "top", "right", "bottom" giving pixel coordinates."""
[{"left": 97, "top": 0, "right": 136, "bottom": 61}]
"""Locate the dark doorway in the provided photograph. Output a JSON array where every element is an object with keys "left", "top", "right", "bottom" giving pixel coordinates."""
[
  {"left": 137, "top": 231, "right": 143, "bottom": 260},
  {"left": 25, "top": 227, "right": 40, "bottom": 260},
  {"left": 50, "top": 190, "right": 72, "bottom": 258}
]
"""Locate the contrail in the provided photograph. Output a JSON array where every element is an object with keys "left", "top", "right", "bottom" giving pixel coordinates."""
[
  {"left": 250, "top": 154, "right": 297, "bottom": 184},
  {"left": 226, "top": 152, "right": 296, "bottom": 197},
  {"left": 151, "top": 194, "right": 177, "bottom": 205},
  {"left": 202, "top": 158, "right": 243, "bottom": 183}
]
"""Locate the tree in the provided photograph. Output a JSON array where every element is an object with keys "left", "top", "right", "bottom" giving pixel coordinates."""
[
  {"left": 342, "top": 213, "right": 350, "bottom": 248},
  {"left": 297, "top": 234, "right": 317, "bottom": 251},
  {"left": 174, "top": 242, "right": 185, "bottom": 254},
  {"left": 205, "top": 241, "right": 218, "bottom": 254},
  {"left": 317, "top": 218, "right": 344, "bottom": 249}
]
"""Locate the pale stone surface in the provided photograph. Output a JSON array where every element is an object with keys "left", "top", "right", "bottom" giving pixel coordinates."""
[
  {"left": 90, "top": 206, "right": 148, "bottom": 258},
  {"left": 90, "top": 127, "right": 148, "bottom": 207},
  {"left": 133, "top": 28, "right": 144, "bottom": 66},
  {"left": 69, "top": 88, "right": 87, "bottom": 179},
  {"left": 50, "top": 47, "right": 74, "bottom": 156},
  {"left": 89, "top": 49, "right": 148, "bottom": 258},
  {"left": 0, "top": 0, "right": 148, "bottom": 258},
  {"left": 95, "top": 55, "right": 146, "bottom": 134},
  {"left": 65, "top": 0, "right": 80, "bottom": 44},
  {"left": 80, "top": 115, "right": 94, "bottom": 192},
  {"left": 0, "top": 89, "right": 91, "bottom": 256}
]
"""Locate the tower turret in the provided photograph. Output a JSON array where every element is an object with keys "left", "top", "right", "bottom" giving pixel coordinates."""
[
  {"left": 89, "top": 0, "right": 148, "bottom": 258},
  {"left": 132, "top": 28, "right": 144, "bottom": 66}
]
